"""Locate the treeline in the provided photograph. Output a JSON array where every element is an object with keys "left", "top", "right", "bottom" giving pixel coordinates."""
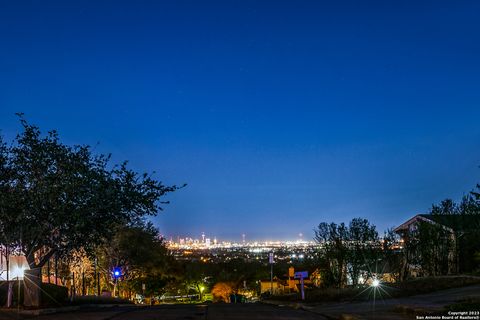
[
  {"left": 314, "top": 184, "right": 480, "bottom": 288},
  {"left": 314, "top": 218, "right": 400, "bottom": 288}
]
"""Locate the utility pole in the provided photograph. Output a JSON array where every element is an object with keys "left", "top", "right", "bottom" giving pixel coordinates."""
[
  {"left": 94, "top": 257, "right": 97, "bottom": 295},
  {"left": 269, "top": 252, "right": 274, "bottom": 295}
]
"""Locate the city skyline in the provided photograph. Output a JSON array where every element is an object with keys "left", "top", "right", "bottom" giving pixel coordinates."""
[
  {"left": 164, "top": 231, "right": 309, "bottom": 244},
  {"left": 1, "top": 1, "right": 479, "bottom": 240}
]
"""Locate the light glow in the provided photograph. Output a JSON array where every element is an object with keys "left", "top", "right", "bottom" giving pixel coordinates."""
[
  {"left": 372, "top": 279, "right": 380, "bottom": 287},
  {"left": 11, "top": 266, "right": 25, "bottom": 279}
]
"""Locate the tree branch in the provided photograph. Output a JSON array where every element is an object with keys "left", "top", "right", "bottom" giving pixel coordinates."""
[{"left": 35, "top": 248, "right": 56, "bottom": 269}]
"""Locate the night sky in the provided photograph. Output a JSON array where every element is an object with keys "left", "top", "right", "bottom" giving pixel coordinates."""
[{"left": 1, "top": 1, "right": 479, "bottom": 241}]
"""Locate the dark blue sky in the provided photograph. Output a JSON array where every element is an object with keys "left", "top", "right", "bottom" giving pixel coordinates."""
[{"left": 1, "top": 1, "right": 479, "bottom": 241}]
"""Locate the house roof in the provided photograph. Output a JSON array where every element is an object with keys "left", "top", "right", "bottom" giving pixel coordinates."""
[
  {"left": 418, "top": 214, "right": 480, "bottom": 231},
  {"left": 394, "top": 214, "right": 480, "bottom": 233}
]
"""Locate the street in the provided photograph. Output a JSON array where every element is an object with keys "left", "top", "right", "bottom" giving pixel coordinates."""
[
  {"left": 0, "top": 284, "right": 477, "bottom": 320},
  {"left": 24, "top": 304, "right": 326, "bottom": 320}
]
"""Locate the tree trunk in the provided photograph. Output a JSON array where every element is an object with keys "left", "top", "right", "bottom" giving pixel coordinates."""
[{"left": 24, "top": 268, "right": 41, "bottom": 307}]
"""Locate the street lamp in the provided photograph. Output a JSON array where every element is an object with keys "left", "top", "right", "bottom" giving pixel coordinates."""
[{"left": 112, "top": 267, "right": 122, "bottom": 297}]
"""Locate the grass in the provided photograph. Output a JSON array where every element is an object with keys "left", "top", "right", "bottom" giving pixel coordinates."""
[
  {"left": 445, "top": 298, "right": 480, "bottom": 312},
  {"left": 390, "top": 275, "right": 480, "bottom": 297},
  {"left": 268, "top": 275, "right": 480, "bottom": 303}
]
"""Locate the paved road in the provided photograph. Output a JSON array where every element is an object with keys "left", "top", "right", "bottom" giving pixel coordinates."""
[
  {"left": 115, "top": 304, "right": 325, "bottom": 320},
  {"left": 13, "top": 304, "right": 325, "bottom": 320},
  {"left": 0, "top": 284, "right": 478, "bottom": 320}
]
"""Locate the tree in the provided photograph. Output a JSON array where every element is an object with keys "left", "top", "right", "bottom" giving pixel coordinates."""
[
  {"left": 347, "top": 218, "right": 379, "bottom": 286},
  {"left": 211, "top": 282, "right": 234, "bottom": 303},
  {"left": 381, "top": 229, "right": 403, "bottom": 282},
  {"left": 471, "top": 183, "right": 480, "bottom": 202},
  {"left": 427, "top": 194, "right": 480, "bottom": 274},
  {"left": 413, "top": 221, "right": 454, "bottom": 276},
  {"left": 430, "top": 199, "right": 458, "bottom": 215},
  {"left": 314, "top": 222, "right": 349, "bottom": 288},
  {"left": 314, "top": 218, "right": 380, "bottom": 287},
  {"left": 97, "top": 221, "right": 171, "bottom": 298},
  {"left": 0, "top": 116, "right": 181, "bottom": 306}
]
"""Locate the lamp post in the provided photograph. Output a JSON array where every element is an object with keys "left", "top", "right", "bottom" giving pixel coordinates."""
[
  {"left": 113, "top": 267, "right": 121, "bottom": 297},
  {"left": 269, "top": 252, "right": 274, "bottom": 295}
]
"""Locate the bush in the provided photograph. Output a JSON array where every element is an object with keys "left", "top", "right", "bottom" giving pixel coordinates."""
[
  {"left": 0, "top": 281, "right": 68, "bottom": 307},
  {"left": 41, "top": 283, "right": 68, "bottom": 306},
  {"left": 70, "top": 295, "right": 133, "bottom": 305},
  {"left": 0, "top": 281, "right": 23, "bottom": 306}
]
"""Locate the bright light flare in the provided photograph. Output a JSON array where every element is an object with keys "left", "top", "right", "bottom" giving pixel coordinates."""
[
  {"left": 11, "top": 266, "right": 25, "bottom": 279},
  {"left": 113, "top": 267, "right": 122, "bottom": 278},
  {"left": 371, "top": 279, "right": 380, "bottom": 287}
]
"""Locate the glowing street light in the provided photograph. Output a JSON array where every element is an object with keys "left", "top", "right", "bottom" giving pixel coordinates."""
[
  {"left": 113, "top": 267, "right": 121, "bottom": 278},
  {"left": 112, "top": 267, "right": 122, "bottom": 298}
]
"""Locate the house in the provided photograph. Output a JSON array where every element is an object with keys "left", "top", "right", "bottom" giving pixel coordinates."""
[
  {"left": 259, "top": 266, "right": 319, "bottom": 295},
  {"left": 394, "top": 213, "right": 480, "bottom": 277}
]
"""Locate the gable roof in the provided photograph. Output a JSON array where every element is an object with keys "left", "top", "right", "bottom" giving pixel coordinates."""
[
  {"left": 394, "top": 214, "right": 480, "bottom": 233},
  {"left": 418, "top": 214, "right": 480, "bottom": 231}
]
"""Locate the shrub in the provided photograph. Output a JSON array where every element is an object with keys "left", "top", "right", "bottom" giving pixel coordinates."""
[
  {"left": 41, "top": 283, "right": 68, "bottom": 306},
  {"left": 212, "top": 282, "right": 234, "bottom": 303},
  {"left": 0, "top": 281, "right": 23, "bottom": 306},
  {"left": 71, "top": 295, "right": 133, "bottom": 305},
  {"left": 0, "top": 281, "right": 68, "bottom": 307}
]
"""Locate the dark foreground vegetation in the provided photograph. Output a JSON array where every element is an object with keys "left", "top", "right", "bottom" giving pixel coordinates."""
[{"left": 270, "top": 275, "right": 480, "bottom": 303}]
